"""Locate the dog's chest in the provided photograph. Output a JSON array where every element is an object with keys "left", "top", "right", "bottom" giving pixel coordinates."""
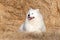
[
  {"left": 29, "top": 18, "right": 42, "bottom": 27},
  {"left": 25, "top": 18, "right": 42, "bottom": 31},
  {"left": 25, "top": 22, "right": 40, "bottom": 32}
]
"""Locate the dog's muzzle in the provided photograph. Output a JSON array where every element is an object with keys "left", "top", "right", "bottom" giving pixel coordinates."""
[{"left": 28, "top": 16, "right": 35, "bottom": 20}]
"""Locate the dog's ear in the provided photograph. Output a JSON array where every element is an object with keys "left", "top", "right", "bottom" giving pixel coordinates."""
[
  {"left": 36, "top": 9, "right": 39, "bottom": 11},
  {"left": 27, "top": 8, "right": 33, "bottom": 13},
  {"left": 36, "top": 9, "right": 40, "bottom": 13},
  {"left": 29, "top": 7, "right": 33, "bottom": 10}
]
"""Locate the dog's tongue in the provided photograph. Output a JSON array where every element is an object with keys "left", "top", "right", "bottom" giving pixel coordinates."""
[
  {"left": 28, "top": 17, "right": 32, "bottom": 20},
  {"left": 28, "top": 17, "right": 34, "bottom": 20}
]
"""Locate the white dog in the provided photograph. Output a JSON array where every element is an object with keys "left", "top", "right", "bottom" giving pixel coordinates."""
[{"left": 19, "top": 8, "right": 46, "bottom": 33}]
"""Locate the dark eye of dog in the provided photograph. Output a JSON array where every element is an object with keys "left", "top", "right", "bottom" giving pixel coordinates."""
[{"left": 32, "top": 13, "right": 33, "bottom": 14}]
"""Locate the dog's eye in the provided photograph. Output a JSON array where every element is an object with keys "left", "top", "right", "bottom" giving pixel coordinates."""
[{"left": 32, "top": 13, "right": 33, "bottom": 14}]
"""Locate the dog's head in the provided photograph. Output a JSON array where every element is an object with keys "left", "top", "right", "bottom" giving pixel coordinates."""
[{"left": 27, "top": 8, "right": 40, "bottom": 20}]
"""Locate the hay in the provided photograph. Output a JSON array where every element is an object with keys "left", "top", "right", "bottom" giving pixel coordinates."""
[{"left": 0, "top": 0, "right": 60, "bottom": 40}]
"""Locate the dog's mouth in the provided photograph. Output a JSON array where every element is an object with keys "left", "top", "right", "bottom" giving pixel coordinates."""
[{"left": 28, "top": 16, "right": 35, "bottom": 20}]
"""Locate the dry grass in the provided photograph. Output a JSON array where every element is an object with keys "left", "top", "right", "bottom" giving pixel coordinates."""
[
  {"left": 0, "top": 0, "right": 60, "bottom": 40},
  {"left": 0, "top": 31, "right": 60, "bottom": 40}
]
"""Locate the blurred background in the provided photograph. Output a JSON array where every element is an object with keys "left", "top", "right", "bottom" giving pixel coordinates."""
[
  {"left": 0, "top": 0, "right": 60, "bottom": 32},
  {"left": 0, "top": 0, "right": 60, "bottom": 40}
]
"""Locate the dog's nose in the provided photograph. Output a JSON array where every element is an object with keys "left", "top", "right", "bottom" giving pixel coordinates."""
[{"left": 28, "top": 14, "right": 30, "bottom": 17}]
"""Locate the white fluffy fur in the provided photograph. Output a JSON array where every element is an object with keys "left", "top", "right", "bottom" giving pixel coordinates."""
[{"left": 19, "top": 8, "right": 46, "bottom": 33}]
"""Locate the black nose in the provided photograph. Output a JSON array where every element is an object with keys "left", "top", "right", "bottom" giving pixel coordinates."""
[{"left": 28, "top": 14, "right": 30, "bottom": 17}]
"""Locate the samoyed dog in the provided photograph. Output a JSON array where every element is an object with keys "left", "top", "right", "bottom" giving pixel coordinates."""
[{"left": 19, "top": 8, "right": 46, "bottom": 33}]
